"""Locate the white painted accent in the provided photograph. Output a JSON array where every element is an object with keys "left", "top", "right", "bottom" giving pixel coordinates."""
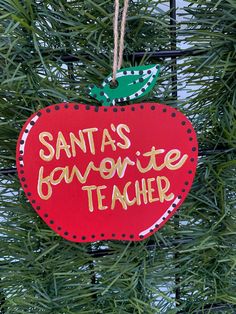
[
  {"left": 128, "top": 65, "right": 158, "bottom": 86},
  {"left": 103, "top": 66, "right": 158, "bottom": 103},
  {"left": 138, "top": 197, "right": 181, "bottom": 237},
  {"left": 127, "top": 75, "right": 153, "bottom": 100},
  {"left": 102, "top": 90, "right": 109, "bottom": 100},
  {"left": 102, "top": 65, "right": 158, "bottom": 87},
  {"left": 19, "top": 114, "right": 39, "bottom": 166},
  {"left": 103, "top": 70, "right": 141, "bottom": 85}
]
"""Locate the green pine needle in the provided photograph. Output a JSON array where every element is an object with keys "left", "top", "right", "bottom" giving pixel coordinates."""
[{"left": 0, "top": 0, "right": 236, "bottom": 313}]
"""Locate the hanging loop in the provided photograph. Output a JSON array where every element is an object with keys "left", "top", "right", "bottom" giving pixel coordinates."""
[{"left": 112, "top": 0, "right": 129, "bottom": 84}]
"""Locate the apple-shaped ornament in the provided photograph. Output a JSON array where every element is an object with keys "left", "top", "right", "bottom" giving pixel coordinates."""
[{"left": 16, "top": 64, "right": 198, "bottom": 242}]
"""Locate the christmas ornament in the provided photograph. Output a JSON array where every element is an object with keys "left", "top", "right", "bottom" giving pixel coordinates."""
[
  {"left": 16, "top": 0, "right": 198, "bottom": 242},
  {"left": 16, "top": 103, "right": 198, "bottom": 242}
]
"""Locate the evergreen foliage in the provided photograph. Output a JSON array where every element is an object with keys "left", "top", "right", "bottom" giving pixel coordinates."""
[{"left": 0, "top": 0, "right": 235, "bottom": 313}]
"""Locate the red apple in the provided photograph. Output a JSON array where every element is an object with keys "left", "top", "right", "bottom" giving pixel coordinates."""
[{"left": 16, "top": 103, "right": 198, "bottom": 242}]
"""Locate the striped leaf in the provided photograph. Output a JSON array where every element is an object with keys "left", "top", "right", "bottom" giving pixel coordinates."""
[{"left": 88, "top": 64, "right": 160, "bottom": 106}]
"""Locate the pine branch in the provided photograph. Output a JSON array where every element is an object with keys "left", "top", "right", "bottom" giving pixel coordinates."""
[{"left": 0, "top": 0, "right": 235, "bottom": 313}]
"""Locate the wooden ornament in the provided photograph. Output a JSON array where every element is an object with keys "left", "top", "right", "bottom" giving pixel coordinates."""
[
  {"left": 88, "top": 64, "right": 160, "bottom": 106},
  {"left": 16, "top": 103, "right": 198, "bottom": 242}
]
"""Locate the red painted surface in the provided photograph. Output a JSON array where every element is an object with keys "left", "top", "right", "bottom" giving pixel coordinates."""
[{"left": 16, "top": 103, "right": 198, "bottom": 242}]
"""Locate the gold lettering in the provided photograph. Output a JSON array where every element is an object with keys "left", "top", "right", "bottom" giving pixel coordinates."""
[
  {"left": 93, "top": 157, "right": 135, "bottom": 179},
  {"left": 97, "top": 185, "right": 107, "bottom": 210},
  {"left": 66, "top": 163, "right": 95, "bottom": 184},
  {"left": 136, "top": 147, "right": 188, "bottom": 173},
  {"left": 101, "top": 128, "right": 116, "bottom": 152},
  {"left": 123, "top": 181, "right": 136, "bottom": 206},
  {"left": 39, "top": 132, "right": 55, "bottom": 161},
  {"left": 37, "top": 166, "right": 52, "bottom": 200},
  {"left": 147, "top": 177, "right": 159, "bottom": 203},
  {"left": 99, "top": 158, "right": 116, "bottom": 179},
  {"left": 165, "top": 149, "right": 188, "bottom": 170},
  {"left": 115, "top": 157, "right": 135, "bottom": 178},
  {"left": 49, "top": 167, "right": 67, "bottom": 185},
  {"left": 156, "top": 176, "right": 174, "bottom": 203},
  {"left": 82, "top": 128, "right": 98, "bottom": 155},
  {"left": 136, "top": 146, "right": 165, "bottom": 173},
  {"left": 82, "top": 185, "right": 97, "bottom": 212},
  {"left": 56, "top": 131, "right": 71, "bottom": 160},
  {"left": 116, "top": 124, "right": 131, "bottom": 149},
  {"left": 111, "top": 185, "right": 127, "bottom": 209},
  {"left": 70, "top": 131, "right": 86, "bottom": 156},
  {"left": 135, "top": 178, "right": 148, "bottom": 205}
]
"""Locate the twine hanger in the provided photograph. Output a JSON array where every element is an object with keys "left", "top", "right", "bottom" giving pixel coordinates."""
[{"left": 112, "top": 0, "right": 129, "bottom": 85}]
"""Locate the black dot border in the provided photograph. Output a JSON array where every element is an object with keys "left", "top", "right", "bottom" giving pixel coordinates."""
[{"left": 17, "top": 102, "right": 198, "bottom": 242}]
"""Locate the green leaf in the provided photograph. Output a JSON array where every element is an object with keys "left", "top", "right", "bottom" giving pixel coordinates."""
[{"left": 88, "top": 64, "right": 160, "bottom": 106}]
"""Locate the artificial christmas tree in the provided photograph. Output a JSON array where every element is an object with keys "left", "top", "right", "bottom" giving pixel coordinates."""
[{"left": 0, "top": 0, "right": 235, "bottom": 313}]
